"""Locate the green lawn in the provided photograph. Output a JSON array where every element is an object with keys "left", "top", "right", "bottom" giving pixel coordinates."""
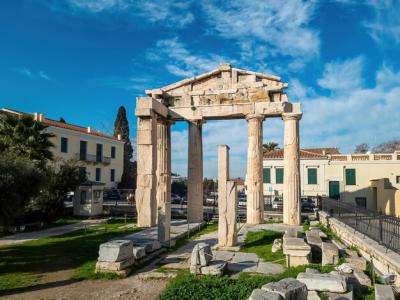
[
  {"left": 240, "top": 229, "right": 285, "bottom": 265},
  {"left": 0, "top": 220, "right": 140, "bottom": 293},
  {"left": 172, "top": 222, "right": 218, "bottom": 250}
]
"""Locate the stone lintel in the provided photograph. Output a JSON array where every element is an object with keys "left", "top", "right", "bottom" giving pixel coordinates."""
[{"left": 135, "top": 96, "right": 169, "bottom": 118}]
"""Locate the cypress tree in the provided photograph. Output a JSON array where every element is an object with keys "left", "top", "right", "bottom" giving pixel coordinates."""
[{"left": 113, "top": 106, "right": 134, "bottom": 188}]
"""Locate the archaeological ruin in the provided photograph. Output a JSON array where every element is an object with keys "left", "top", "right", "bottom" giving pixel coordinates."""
[{"left": 135, "top": 64, "right": 302, "bottom": 245}]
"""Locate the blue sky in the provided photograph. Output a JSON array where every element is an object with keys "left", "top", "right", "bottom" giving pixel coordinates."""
[{"left": 1, "top": 0, "right": 400, "bottom": 178}]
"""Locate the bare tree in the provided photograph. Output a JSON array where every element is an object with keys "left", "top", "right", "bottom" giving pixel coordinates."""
[
  {"left": 372, "top": 139, "right": 400, "bottom": 153},
  {"left": 354, "top": 143, "right": 369, "bottom": 154}
]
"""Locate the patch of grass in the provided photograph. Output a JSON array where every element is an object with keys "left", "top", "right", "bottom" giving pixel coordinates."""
[
  {"left": 44, "top": 217, "right": 82, "bottom": 229},
  {"left": 172, "top": 222, "right": 218, "bottom": 250},
  {"left": 0, "top": 220, "right": 140, "bottom": 293},
  {"left": 240, "top": 230, "right": 285, "bottom": 265}
]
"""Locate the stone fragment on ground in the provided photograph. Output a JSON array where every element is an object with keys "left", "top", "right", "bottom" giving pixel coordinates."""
[
  {"left": 262, "top": 278, "right": 308, "bottom": 300},
  {"left": 283, "top": 238, "right": 311, "bottom": 267},
  {"left": 324, "top": 290, "right": 353, "bottom": 300},
  {"left": 200, "top": 260, "right": 227, "bottom": 276},
  {"left": 322, "top": 242, "right": 339, "bottom": 266},
  {"left": 331, "top": 240, "right": 346, "bottom": 255},
  {"left": 96, "top": 256, "right": 135, "bottom": 271},
  {"left": 353, "top": 269, "right": 372, "bottom": 287},
  {"left": 191, "top": 242, "right": 212, "bottom": 267},
  {"left": 345, "top": 256, "right": 367, "bottom": 271},
  {"left": 375, "top": 284, "right": 395, "bottom": 300},
  {"left": 272, "top": 238, "right": 282, "bottom": 253},
  {"left": 336, "top": 263, "right": 353, "bottom": 274},
  {"left": 248, "top": 289, "right": 282, "bottom": 300},
  {"left": 307, "top": 290, "right": 321, "bottom": 300},
  {"left": 98, "top": 240, "right": 133, "bottom": 262},
  {"left": 297, "top": 272, "right": 347, "bottom": 293},
  {"left": 306, "top": 230, "right": 323, "bottom": 247},
  {"left": 132, "top": 246, "right": 146, "bottom": 260}
]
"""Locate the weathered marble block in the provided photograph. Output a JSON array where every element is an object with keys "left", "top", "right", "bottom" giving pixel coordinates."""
[
  {"left": 322, "top": 242, "right": 339, "bottom": 266},
  {"left": 132, "top": 246, "right": 146, "bottom": 260},
  {"left": 296, "top": 272, "right": 347, "bottom": 293},
  {"left": 283, "top": 238, "right": 311, "bottom": 267},
  {"left": 249, "top": 289, "right": 282, "bottom": 300},
  {"left": 306, "top": 230, "right": 323, "bottom": 247},
  {"left": 96, "top": 256, "right": 135, "bottom": 271},
  {"left": 191, "top": 242, "right": 212, "bottom": 267},
  {"left": 284, "top": 227, "right": 298, "bottom": 239},
  {"left": 375, "top": 284, "right": 395, "bottom": 300},
  {"left": 200, "top": 260, "right": 227, "bottom": 276},
  {"left": 262, "top": 278, "right": 308, "bottom": 300},
  {"left": 98, "top": 240, "right": 133, "bottom": 262}
]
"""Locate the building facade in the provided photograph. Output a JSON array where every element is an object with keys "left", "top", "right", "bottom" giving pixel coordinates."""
[
  {"left": 263, "top": 148, "right": 400, "bottom": 215},
  {"left": 1, "top": 108, "right": 124, "bottom": 188}
]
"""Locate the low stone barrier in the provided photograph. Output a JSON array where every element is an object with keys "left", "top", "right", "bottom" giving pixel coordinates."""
[{"left": 319, "top": 211, "right": 400, "bottom": 286}]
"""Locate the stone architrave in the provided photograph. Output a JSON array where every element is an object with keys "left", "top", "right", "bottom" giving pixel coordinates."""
[
  {"left": 218, "top": 145, "right": 238, "bottom": 247},
  {"left": 156, "top": 118, "right": 172, "bottom": 246},
  {"left": 187, "top": 120, "right": 204, "bottom": 223},
  {"left": 282, "top": 113, "right": 302, "bottom": 226},
  {"left": 246, "top": 114, "right": 265, "bottom": 224},
  {"left": 136, "top": 114, "right": 157, "bottom": 227}
]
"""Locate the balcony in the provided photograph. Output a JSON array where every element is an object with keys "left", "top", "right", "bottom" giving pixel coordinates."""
[{"left": 76, "top": 153, "right": 111, "bottom": 165}]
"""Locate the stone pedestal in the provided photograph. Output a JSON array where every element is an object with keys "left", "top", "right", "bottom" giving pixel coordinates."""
[
  {"left": 136, "top": 115, "right": 157, "bottom": 227},
  {"left": 187, "top": 120, "right": 204, "bottom": 223},
  {"left": 282, "top": 113, "right": 302, "bottom": 226},
  {"left": 246, "top": 114, "right": 264, "bottom": 224},
  {"left": 157, "top": 119, "right": 172, "bottom": 246}
]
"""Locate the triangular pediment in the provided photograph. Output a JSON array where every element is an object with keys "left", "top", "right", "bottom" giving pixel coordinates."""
[{"left": 146, "top": 64, "right": 288, "bottom": 107}]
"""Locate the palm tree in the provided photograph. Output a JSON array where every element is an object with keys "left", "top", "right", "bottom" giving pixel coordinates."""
[
  {"left": 0, "top": 114, "right": 54, "bottom": 164},
  {"left": 263, "top": 142, "right": 279, "bottom": 152}
]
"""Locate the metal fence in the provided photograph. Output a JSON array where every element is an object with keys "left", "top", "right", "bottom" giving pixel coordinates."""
[{"left": 321, "top": 198, "right": 400, "bottom": 253}]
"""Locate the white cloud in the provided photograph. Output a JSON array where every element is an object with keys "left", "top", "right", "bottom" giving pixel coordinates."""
[
  {"left": 201, "top": 0, "right": 319, "bottom": 60},
  {"left": 364, "top": 0, "right": 400, "bottom": 45},
  {"left": 64, "top": 0, "right": 194, "bottom": 28},
  {"left": 317, "top": 56, "right": 364, "bottom": 92},
  {"left": 15, "top": 67, "right": 33, "bottom": 78},
  {"left": 147, "top": 37, "right": 231, "bottom": 77},
  {"left": 14, "top": 67, "right": 51, "bottom": 80},
  {"left": 38, "top": 71, "right": 51, "bottom": 80}
]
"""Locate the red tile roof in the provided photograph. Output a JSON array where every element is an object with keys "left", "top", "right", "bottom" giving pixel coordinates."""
[{"left": 264, "top": 148, "right": 333, "bottom": 160}]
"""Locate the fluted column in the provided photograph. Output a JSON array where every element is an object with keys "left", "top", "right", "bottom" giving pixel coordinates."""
[
  {"left": 187, "top": 120, "right": 204, "bottom": 223},
  {"left": 157, "top": 118, "right": 172, "bottom": 245},
  {"left": 282, "top": 113, "right": 302, "bottom": 225},
  {"left": 135, "top": 113, "right": 157, "bottom": 227},
  {"left": 246, "top": 114, "right": 265, "bottom": 224}
]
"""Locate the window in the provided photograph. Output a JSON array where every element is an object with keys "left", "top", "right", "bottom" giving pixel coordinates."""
[
  {"left": 110, "top": 169, "right": 115, "bottom": 182},
  {"left": 61, "top": 137, "right": 68, "bottom": 153},
  {"left": 96, "top": 144, "right": 103, "bottom": 162},
  {"left": 80, "top": 141, "right": 87, "bottom": 160},
  {"left": 111, "top": 146, "right": 116, "bottom": 159},
  {"left": 276, "top": 168, "right": 284, "bottom": 184},
  {"left": 397, "top": 176, "right": 400, "bottom": 184},
  {"left": 95, "top": 168, "right": 101, "bottom": 182},
  {"left": 80, "top": 190, "right": 87, "bottom": 204},
  {"left": 355, "top": 197, "right": 367, "bottom": 208},
  {"left": 308, "top": 168, "right": 318, "bottom": 185},
  {"left": 79, "top": 167, "right": 86, "bottom": 177},
  {"left": 345, "top": 168, "right": 356, "bottom": 185},
  {"left": 263, "top": 168, "right": 271, "bottom": 183}
]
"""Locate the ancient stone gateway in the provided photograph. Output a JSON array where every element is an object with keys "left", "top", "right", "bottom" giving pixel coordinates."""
[{"left": 135, "top": 64, "right": 302, "bottom": 244}]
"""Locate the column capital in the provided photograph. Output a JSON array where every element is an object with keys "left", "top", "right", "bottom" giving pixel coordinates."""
[
  {"left": 282, "top": 112, "right": 302, "bottom": 121},
  {"left": 246, "top": 114, "right": 265, "bottom": 121},
  {"left": 188, "top": 119, "right": 206, "bottom": 126},
  {"left": 157, "top": 116, "right": 175, "bottom": 126}
]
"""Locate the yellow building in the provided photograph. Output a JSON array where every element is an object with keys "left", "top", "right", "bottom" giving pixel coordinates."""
[
  {"left": 1, "top": 108, "right": 125, "bottom": 189},
  {"left": 263, "top": 148, "right": 400, "bottom": 215}
]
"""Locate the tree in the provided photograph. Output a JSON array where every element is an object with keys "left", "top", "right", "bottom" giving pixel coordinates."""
[
  {"left": 203, "top": 178, "right": 217, "bottom": 197},
  {"left": 59, "top": 117, "right": 66, "bottom": 123},
  {"left": 29, "top": 159, "right": 87, "bottom": 220},
  {"left": 113, "top": 106, "right": 135, "bottom": 188},
  {"left": 0, "top": 152, "right": 44, "bottom": 228},
  {"left": 172, "top": 180, "right": 187, "bottom": 198},
  {"left": 372, "top": 139, "right": 400, "bottom": 153},
  {"left": 263, "top": 142, "right": 279, "bottom": 152},
  {"left": 354, "top": 143, "right": 369, "bottom": 154},
  {"left": 0, "top": 114, "right": 54, "bottom": 168}
]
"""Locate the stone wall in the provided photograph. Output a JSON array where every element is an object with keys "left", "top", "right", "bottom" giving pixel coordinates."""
[{"left": 319, "top": 211, "right": 400, "bottom": 286}]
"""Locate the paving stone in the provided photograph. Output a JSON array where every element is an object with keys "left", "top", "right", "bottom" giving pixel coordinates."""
[
  {"left": 232, "top": 252, "right": 259, "bottom": 264},
  {"left": 98, "top": 240, "right": 133, "bottom": 262},
  {"left": 200, "top": 260, "right": 227, "bottom": 276},
  {"left": 248, "top": 289, "right": 282, "bottom": 300},
  {"left": 322, "top": 242, "right": 339, "bottom": 266},
  {"left": 132, "top": 246, "right": 146, "bottom": 260},
  {"left": 227, "top": 262, "right": 258, "bottom": 273},
  {"left": 256, "top": 262, "right": 284, "bottom": 275},
  {"left": 336, "top": 263, "right": 353, "bottom": 274},
  {"left": 262, "top": 278, "right": 308, "bottom": 300},
  {"left": 213, "top": 250, "right": 235, "bottom": 262},
  {"left": 375, "top": 284, "right": 395, "bottom": 300},
  {"left": 297, "top": 272, "right": 347, "bottom": 293},
  {"left": 272, "top": 238, "right": 282, "bottom": 253},
  {"left": 307, "top": 290, "right": 321, "bottom": 300}
]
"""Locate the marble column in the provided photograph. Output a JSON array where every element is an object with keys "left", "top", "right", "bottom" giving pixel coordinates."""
[
  {"left": 246, "top": 114, "right": 265, "bottom": 224},
  {"left": 187, "top": 120, "right": 204, "bottom": 223},
  {"left": 218, "top": 145, "right": 237, "bottom": 247},
  {"left": 135, "top": 114, "right": 157, "bottom": 227},
  {"left": 157, "top": 118, "right": 172, "bottom": 246},
  {"left": 282, "top": 113, "right": 302, "bottom": 225}
]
